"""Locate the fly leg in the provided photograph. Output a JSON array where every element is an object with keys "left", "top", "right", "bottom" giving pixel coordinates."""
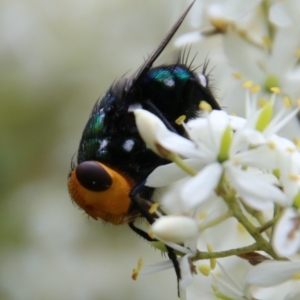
[{"left": 129, "top": 181, "right": 181, "bottom": 296}]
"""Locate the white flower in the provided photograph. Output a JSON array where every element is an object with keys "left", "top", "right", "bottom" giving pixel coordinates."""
[
  {"left": 211, "top": 260, "right": 300, "bottom": 300},
  {"left": 270, "top": 135, "right": 300, "bottom": 205},
  {"left": 152, "top": 90, "right": 300, "bottom": 211},
  {"left": 244, "top": 260, "right": 300, "bottom": 299},
  {"left": 151, "top": 215, "right": 198, "bottom": 243},
  {"left": 269, "top": 0, "right": 300, "bottom": 29},
  {"left": 141, "top": 105, "right": 290, "bottom": 211},
  {"left": 273, "top": 208, "right": 300, "bottom": 257},
  {"left": 223, "top": 27, "right": 300, "bottom": 99},
  {"left": 132, "top": 2, "right": 300, "bottom": 297},
  {"left": 133, "top": 108, "right": 199, "bottom": 159},
  {"left": 133, "top": 89, "right": 300, "bottom": 298},
  {"left": 176, "top": 1, "right": 300, "bottom": 128},
  {"left": 175, "top": 0, "right": 263, "bottom": 46}
]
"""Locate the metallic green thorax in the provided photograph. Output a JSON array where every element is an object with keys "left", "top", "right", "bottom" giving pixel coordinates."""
[{"left": 76, "top": 64, "right": 219, "bottom": 182}]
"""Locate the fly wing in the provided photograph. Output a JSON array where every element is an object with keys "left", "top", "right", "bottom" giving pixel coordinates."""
[{"left": 124, "top": 0, "right": 196, "bottom": 96}]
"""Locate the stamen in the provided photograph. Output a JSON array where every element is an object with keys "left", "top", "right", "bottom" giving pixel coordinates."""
[
  {"left": 242, "top": 80, "right": 253, "bottom": 89},
  {"left": 270, "top": 87, "right": 281, "bottom": 94},
  {"left": 198, "top": 212, "right": 207, "bottom": 220},
  {"left": 149, "top": 203, "right": 160, "bottom": 214},
  {"left": 198, "top": 265, "right": 211, "bottom": 276},
  {"left": 283, "top": 96, "right": 292, "bottom": 108},
  {"left": 292, "top": 272, "right": 300, "bottom": 280},
  {"left": 258, "top": 98, "right": 267, "bottom": 108},
  {"left": 250, "top": 85, "right": 261, "bottom": 93},
  {"left": 207, "top": 244, "right": 216, "bottom": 269},
  {"left": 293, "top": 138, "right": 300, "bottom": 149},
  {"left": 132, "top": 258, "right": 143, "bottom": 280},
  {"left": 175, "top": 115, "right": 186, "bottom": 125},
  {"left": 232, "top": 72, "right": 243, "bottom": 79},
  {"left": 263, "top": 36, "right": 272, "bottom": 48},
  {"left": 199, "top": 101, "right": 212, "bottom": 112},
  {"left": 289, "top": 173, "right": 300, "bottom": 181}
]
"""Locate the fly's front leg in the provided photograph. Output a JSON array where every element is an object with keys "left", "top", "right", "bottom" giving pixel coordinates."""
[{"left": 129, "top": 181, "right": 181, "bottom": 296}]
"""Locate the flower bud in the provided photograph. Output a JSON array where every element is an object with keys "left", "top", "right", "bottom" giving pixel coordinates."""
[
  {"left": 151, "top": 216, "right": 198, "bottom": 243},
  {"left": 133, "top": 108, "right": 172, "bottom": 158}
]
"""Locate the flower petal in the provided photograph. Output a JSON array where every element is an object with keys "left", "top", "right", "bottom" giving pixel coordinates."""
[
  {"left": 181, "top": 162, "right": 223, "bottom": 209},
  {"left": 133, "top": 108, "right": 200, "bottom": 158},
  {"left": 146, "top": 159, "right": 206, "bottom": 187},
  {"left": 244, "top": 260, "right": 300, "bottom": 287},
  {"left": 233, "top": 144, "right": 277, "bottom": 170},
  {"left": 225, "top": 163, "right": 287, "bottom": 210},
  {"left": 179, "top": 253, "right": 195, "bottom": 290},
  {"left": 152, "top": 216, "right": 198, "bottom": 243},
  {"left": 273, "top": 208, "right": 300, "bottom": 257},
  {"left": 269, "top": 2, "right": 291, "bottom": 27}
]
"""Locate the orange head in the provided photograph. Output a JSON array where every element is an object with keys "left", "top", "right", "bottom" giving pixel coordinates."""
[{"left": 68, "top": 161, "right": 136, "bottom": 225}]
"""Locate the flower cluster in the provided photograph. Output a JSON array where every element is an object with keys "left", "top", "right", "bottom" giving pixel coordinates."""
[
  {"left": 176, "top": 0, "right": 300, "bottom": 137},
  {"left": 133, "top": 87, "right": 300, "bottom": 299},
  {"left": 130, "top": 1, "right": 300, "bottom": 299}
]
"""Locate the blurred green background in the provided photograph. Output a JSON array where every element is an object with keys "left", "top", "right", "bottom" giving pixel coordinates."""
[{"left": 0, "top": 0, "right": 192, "bottom": 299}]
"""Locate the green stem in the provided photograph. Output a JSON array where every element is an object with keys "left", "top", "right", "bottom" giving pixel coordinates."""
[
  {"left": 258, "top": 215, "right": 281, "bottom": 234},
  {"left": 216, "top": 176, "right": 281, "bottom": 260},
  {"left": 241, "top": 201, "right": 271, "bottom": 238},
  {"left": 194, "top": 243, "right": 258, "bottom": 260},
  {"left": 226, "top": 194, "right": 280, "bottom": 259},
  {"left": 171, "top": 154, "right": 197, "bottom": 176}
]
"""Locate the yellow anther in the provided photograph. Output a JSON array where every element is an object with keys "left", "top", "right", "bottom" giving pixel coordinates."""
[
  {"left": 132, "top": 257, "right": 143, "bottom": 280},
  {"left": 148, "top": 230, "right": 154, "bottom": 239},
  {"left": 198, "top": 212, "right": 207, "bottom": 220},
  {"left": 149, "top": 203, "right": 160, "bottom": 214},
  {"left": 207, "top": 244, "right": 216, "bottom": 270},
  {"left": 263, "top": 36, "right": 272, "bottom": 48},
  {"left": 268, "top": 141, "right": 276, "bottom": 150},
  {"left": 232, "top": 72, "right": 243, "bottom": 79},
  {"left": 207, "top": 244, "right": 213, "bottom": 253},
  {"left": 296, "top": 49, "right": 300, "bottom": 58},
  {"left": 210, "top": 16, "right": 228, "bottom": 31},
  {"left": 198, "top": 265, "right": 211, "bottom": 276},
  {"left": 289, "top": 173, "right": 300, "bottom": 181},
  {"left": 283, "top": 96, "right": 292, "bottom": 108},
  {"left": 287, "top": 146, "right": 296, "bottom": 153},
  {"left": 250, "top": 85, "right": 261, "bottom": 93},
  {"left": 293, "top": 138, "right": 300, "bottom": 149},
  {"left": 258, "top": 98, "right": 267, "bottom": 108},
  {"left": 242, "top": 80, "right": 253, "bottom": 88},
  {"left": 270, "top": 87, "right": 281, "bottom": 94},
  {"left": 199, "top": 101, "right": 212, "bottom": 112},
  {"left": 292, "top": 272, "right": 300, "bottom": 280},
  {"left": 175, "top": 115, "right": 186, "bottom": 125}
]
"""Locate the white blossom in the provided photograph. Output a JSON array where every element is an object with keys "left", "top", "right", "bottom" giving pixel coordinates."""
[
  {"left": 134, "top": 89, "right": 300, "bottom": 297},
  {"left": 133, "top": 1, "right": 300, "bottom": 298},
  {"left": 210, "top": 260, "right": 300, "bottom": 300},
  {"left": 273, "top": 208, "right": 300, "bottom": 257},
  {"left": 151, "top": 215, "right": 198, "bottom": 243}
]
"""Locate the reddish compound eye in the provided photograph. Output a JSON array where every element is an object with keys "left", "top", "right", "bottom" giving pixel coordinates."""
[
  {"left": 76, "top": 161, "right": 112, "bottom": 191},
  {"left": 68, "top": 161, "right": 135, "bottom": 224}
]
